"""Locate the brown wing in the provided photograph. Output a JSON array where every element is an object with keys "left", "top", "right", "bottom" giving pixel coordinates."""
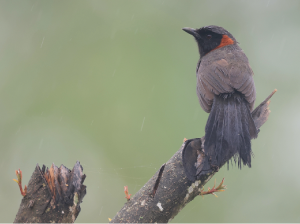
[
  {"left": 228, "top": 62, "right": 256, "bottom": 111},
  {"left": 197, "top": 54, "right": 256, "bottom": 113}
]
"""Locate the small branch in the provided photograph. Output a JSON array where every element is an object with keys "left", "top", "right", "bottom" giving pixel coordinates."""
[
  {"left": 199, "top": 178, "right": 226, "bottom": 198},
  {"left": 252, "top": 89, "right": 277, "bottom": 129},
  {"left": 124, "top": 186, "right": 131, "bottom": 201},
  {"left": 13, "top": 169, "right": 27, "bottom": 196}
]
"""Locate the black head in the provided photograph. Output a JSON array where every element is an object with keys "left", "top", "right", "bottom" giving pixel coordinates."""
[{"left": 183, "top": 25, "right": 236, "bottom": 58}]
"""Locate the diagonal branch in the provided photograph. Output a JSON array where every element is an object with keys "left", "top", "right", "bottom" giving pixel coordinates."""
[{"left": 110, "top": 90, "right": 276, "bottom": 223}]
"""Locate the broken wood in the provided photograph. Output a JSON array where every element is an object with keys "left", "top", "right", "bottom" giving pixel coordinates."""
[{"left": 14, "top": 161, "right": 86, "bottom": 223}]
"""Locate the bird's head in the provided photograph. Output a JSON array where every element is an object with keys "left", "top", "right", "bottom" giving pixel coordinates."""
[{"left": 182, "top": 25, "right": 237, "bottom": 58}]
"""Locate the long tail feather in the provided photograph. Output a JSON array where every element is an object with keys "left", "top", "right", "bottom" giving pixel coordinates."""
[{"left": 204, "top": 92, "right": 257, "bottom": 169}]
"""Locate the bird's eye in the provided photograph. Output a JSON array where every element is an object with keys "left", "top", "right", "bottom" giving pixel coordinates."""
[{"left": 206, "top": 35, "right": 212, "bottom": 40}]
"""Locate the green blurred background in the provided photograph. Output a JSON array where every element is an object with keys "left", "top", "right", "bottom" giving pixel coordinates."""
[{"left": 0, "top": 0, "right": 299, "bottom": 222}]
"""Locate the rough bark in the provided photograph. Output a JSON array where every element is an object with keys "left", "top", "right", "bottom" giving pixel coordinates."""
[
  {"left": 14, "top": 161, "right": 86, "bottom": 223},
  {"left": 110, "top": 90, "right": 276, "bottom": 223}
]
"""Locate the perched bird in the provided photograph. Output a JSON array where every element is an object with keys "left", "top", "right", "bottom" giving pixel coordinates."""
[{"left": 182, "top": 25, "right": 258, "bottom": 172}]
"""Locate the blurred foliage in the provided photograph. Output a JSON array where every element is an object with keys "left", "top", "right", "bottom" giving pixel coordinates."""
[{"left": 0, "top": 0, "right": 299, "bottom": 222}]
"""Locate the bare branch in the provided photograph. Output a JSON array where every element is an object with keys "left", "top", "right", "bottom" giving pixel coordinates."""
[{"left": 111, "top": 90, "right": 276, "bottom": 223}]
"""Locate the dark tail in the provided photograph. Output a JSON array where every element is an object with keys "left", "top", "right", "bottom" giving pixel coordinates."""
[{"left": 204, "top": 92, "right": 258, "bottom": 169}]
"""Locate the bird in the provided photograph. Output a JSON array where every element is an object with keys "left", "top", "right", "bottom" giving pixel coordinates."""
[{"left": 182, "top": 25, "right": 258, "bottom": 173}]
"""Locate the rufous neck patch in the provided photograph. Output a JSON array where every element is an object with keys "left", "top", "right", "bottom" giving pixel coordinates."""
[{"left": 215, "top": 35, "right": 234, "bottom": 50}]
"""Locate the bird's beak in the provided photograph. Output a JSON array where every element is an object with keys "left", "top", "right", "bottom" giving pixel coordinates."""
[{"left": 182, "top": 27, "right": 201, "bottom": 39}]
